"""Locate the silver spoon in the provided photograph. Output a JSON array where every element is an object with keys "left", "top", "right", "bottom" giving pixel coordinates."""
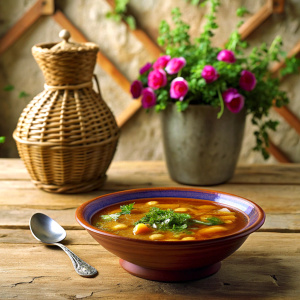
[{"left": 29, "top": 213, "right": 97, "bottom": 277}]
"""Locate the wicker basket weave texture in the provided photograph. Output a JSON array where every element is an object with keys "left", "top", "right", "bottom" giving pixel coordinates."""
[
  {"left": 13, "top": 33, "right": 119, "bottom": 193},
  {"left": 32, "top": 42, "right": 99, "bottom": 85}
]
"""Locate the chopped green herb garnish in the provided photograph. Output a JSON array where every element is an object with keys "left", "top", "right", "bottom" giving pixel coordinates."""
[
  {"left": 101, "top": 202, "right": 135, "bottom": 221},
  {"left": 193, "top": 217, "right": 224, "bottom": 226},
  {"left": 135, "top": 207, "right": 191, "bottom": 232},
  {"left": 134, "top": 207, "right": 224, "bottom": 233}
]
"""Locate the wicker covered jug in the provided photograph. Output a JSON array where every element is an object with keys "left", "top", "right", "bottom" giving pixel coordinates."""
[{"left": 13, "top": 30, "right": 119, "bottom": 193}]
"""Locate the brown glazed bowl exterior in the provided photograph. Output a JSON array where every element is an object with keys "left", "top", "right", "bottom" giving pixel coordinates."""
[{"left": 76, "top": 187, "right": 265, "bottom": 282}]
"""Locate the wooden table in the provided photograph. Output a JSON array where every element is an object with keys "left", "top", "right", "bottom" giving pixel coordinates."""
[{"left": 1, "top": 159, "right": 299, "bottom": 299}]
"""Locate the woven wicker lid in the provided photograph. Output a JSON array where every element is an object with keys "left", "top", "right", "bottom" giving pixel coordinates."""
[{"left": 32, "top": 30, "right": 99, "bottom": 85}]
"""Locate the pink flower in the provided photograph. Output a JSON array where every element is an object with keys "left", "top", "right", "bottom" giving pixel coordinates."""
[
  {"left": 153, "top": 55, "right": 171, "bottom": 69},
  {"left": 217, "top": 50, "right": 236, "bottom": 63},
  {"left": 139, "top": 62, "right": 152, "bottom": 75},
  {"left": 165, "top": 57, "right": 186, "bottom": 74},
  {"left": 170, "top": 77, "right": 189, "bottom": 101},
  {"left": 201, "top": 65, "right": 219, "bottom": 83},
  {"left": 130, "top": 80, "right": 143, "bottom": 99},
  {"left": 222, "top": 88, "right": 245, "bottom": 113},
  {"left": 141, "top": 88, "right": 156, "bottom": 108},
  {"left": 239, "top": 70, "right": 256, "bottom": 91},
  {"left": 148, "top": 69, "right": 167, "bottom": 90}
]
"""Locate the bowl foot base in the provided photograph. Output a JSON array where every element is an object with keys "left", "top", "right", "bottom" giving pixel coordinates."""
[{"left": 119, "top": 259, "right": 221, "bottom": 282}]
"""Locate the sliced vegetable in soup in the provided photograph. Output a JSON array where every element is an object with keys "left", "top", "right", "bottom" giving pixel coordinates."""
[{"left": 92, "top": 199, "right": 248, "bottom": 241}]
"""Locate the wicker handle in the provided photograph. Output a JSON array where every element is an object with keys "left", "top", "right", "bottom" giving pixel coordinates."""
[{"left": 93, "top": 74, "right": 101, "bottom": 96}]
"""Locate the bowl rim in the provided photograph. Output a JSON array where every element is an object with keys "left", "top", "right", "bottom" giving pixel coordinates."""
[{"left": 75, "top": 187, "right": 266, "bottom": 244}]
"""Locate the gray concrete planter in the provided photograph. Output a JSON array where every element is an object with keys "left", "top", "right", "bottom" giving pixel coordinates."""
[{"left": 160, "top": 104, "right": 246, "bottom": 185}]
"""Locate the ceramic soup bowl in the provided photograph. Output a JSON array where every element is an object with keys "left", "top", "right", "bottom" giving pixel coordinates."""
[{"left": 76, "top": 187, "right": 265, "bottom": 282}]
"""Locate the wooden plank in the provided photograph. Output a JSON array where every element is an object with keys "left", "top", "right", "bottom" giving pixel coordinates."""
[
  {"left": 0, "top": 229, "right": 98, "bottom": 244},
  {"left": 232, "top": 163, "right": 300, "bottom": 184},
  {"left": 0, "top": 232, "right": 299, "bottom": 299},
  {"left": 0, "top": 181, "right": 299, "bottom": 213},
  {"left": 1, "top": 160, "right": 300, "bottom": 185}
]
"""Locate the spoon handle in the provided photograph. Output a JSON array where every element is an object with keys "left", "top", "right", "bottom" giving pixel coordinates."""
[{"left": 54, "top": 243, "right": 97, "bottom": 277}]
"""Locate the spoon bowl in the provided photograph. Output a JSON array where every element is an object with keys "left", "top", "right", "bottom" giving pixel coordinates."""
[
  {"left": 30, "top": 213, "right": 66, "bottom": 244},
  {"left": 30, "top": 213, "right": 97, "bottom": 277}
]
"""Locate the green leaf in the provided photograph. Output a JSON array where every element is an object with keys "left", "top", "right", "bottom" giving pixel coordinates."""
[
  {"left": 120, "top": 203, "right": 135, "bottom": 215},
  {"left": 193, "top": 217, "right": 224, "bottom": 226},
  {"left": 176, "top": 101, "right": 189, "bottom": 112},
  {"left": 101, "top": 202, "right": 135, "bottom": 221},
  {"left": 125, "top": 15, "right": 136, "bottom": 30},
  {"left": 18, "top": 91, "right": 30, "bottom": 98},
  {"left": 3, "top": 85, "right": 14, "bottom": 91},
  {"left": 236, "top": 6, "right": 249, "bottom": 17}
]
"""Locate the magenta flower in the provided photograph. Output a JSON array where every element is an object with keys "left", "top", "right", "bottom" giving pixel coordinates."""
[
  {"left": 170, "top": 77, "right": 189, "bottom": 101},
  {"left": 222, "top": 88, "right": 245, "bottom": 113},
  {"left": 239, "top": 70, "right": 256, "bottom": 91},
  {"left": 148, "top": 69, "right": 167, "bottom": 90},
  {"left": 201, "top": 65, "right": 219, "bottom": 83},
  {"left": 217, "top": 50, "right": 236, "bottom": 63},
  {"left": 153, "top": 55, "right": 171, "bottom": 69},
  {"left": 165, "top": 57, "right": 186, "bottom": 74},
  {"left": 141, "top": 88, "right": 156, "bottom": 108},
  {"left": 139, "top": 62, "right": 152, "bottom": 75},
  {"left": 130, "top": 80, "right": 143, "bottom": 99}
]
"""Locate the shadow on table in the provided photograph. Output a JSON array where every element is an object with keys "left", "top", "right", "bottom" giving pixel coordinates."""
[{"left": 123, "top": 255, "right": 296, "bottom": 299}]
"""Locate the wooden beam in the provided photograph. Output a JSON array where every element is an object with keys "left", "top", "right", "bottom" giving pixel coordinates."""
[
  {"left": 52, "top": 10, "right": 131, "bottom": 96},
  {"left": 273, "top": 106, "right": 300, "bottom": 135},
  {"left": 238, "top": 0, "right": 273, "bottom": 40},
  {"left": 116, "top": 99, "right": 142, "bottom": 128},
  {"left": 267, "top": 139, "right": 291, "bottom": 163},
  {"left": 269, "top": 40, "right": 300, "bottom": 137},
  {"left": 271, "top": 40, "right": 300, "bottom": 76},
  {"left": 105, "top": 0, "right": 162, "bottom": 59},
  {"left": 0, "top": 0, "right": 54, "bottom": 55},
  {"left": 273, "top": 0, "right": 285, "bottom": 13}
]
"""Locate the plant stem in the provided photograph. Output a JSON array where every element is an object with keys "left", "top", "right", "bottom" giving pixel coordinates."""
[{"left": 217, "top": 87, "right": 224, "bottom": 118}]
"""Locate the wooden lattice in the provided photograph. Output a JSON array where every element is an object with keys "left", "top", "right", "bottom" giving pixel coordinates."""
[{"left": 0, "top": 0, "right": 299, "bottom": 162}]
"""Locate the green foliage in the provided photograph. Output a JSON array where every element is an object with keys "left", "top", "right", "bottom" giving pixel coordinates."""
[
  {"left": 280, "top": 56, "right": 300, "bottom": 77},
  {"left": 185, "top": 0, "right": 203, "bottom": 5},
  {"left": 18, "top": 91, "right": 30, "bottom": 99},
  {"left": 3, "top": 85, "right": 14, "bottom": 91},
  {"left": 3, "top": 85, "right": 30, "bottom": 99},
  {"left": 101, "top": 202, "right": 135, "bottom": 221},
  {"left": 135, "top": 0, "right": 299, "bottom": 159},
  {"left": 236, "top": 6, "right": 249, "bottom": 17},
  {"left": 106, "top": 0, "right": 136, "bottom": 29}
]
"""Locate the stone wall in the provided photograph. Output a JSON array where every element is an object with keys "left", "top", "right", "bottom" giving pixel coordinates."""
[{"left": 0, "top": 0, "right": 299, "bottom": 164}]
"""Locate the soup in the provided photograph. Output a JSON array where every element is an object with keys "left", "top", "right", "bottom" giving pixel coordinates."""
[{"left": 92, "top": 199, "right": 248, "bottom": 241}]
